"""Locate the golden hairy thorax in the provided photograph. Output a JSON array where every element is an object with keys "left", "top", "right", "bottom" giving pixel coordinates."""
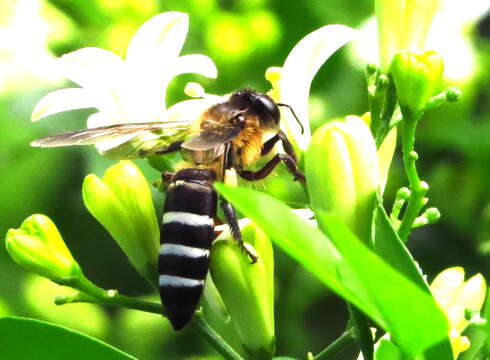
[
  {"left": 199, "top": 105, "right": 265, "bottom": 168},
  {"left": 231, "top": 115, "right": 263, "bottom": 168}
]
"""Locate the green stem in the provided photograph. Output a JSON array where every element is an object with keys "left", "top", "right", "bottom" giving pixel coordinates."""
[
  {"left": 189, "top": 312, "right": 244, "bottom": 360},
  {"left": 313, "top": 328, "right": 357, "bottom": 360},
  {"left": 348, "top": 305, "right": 373, "bottom": 360},
  {"left": 60, "top": 276, "right": 244, "bottom": 360},
  {"left": 398, "top": 110, "right": 428, "bottom": 242},
  {"left": 375, "top": 78, "right": 397, "bottom": 148}
]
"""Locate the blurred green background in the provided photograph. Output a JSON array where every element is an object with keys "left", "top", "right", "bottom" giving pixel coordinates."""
[{"left": 0, "top": 0, "right": 489, "bottom": 359}]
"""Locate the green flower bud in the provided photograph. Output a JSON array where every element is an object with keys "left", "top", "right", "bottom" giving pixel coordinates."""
[
  {"left": 82, "top": 161, "right": 159, "bottom": 285},
  {"left": 390, "top": 50, "right": 444, "bottom": 112},
  {"left": 306, "top": 116, "right": 379, "bottom": 243},
  {"left": 5, "top": 214, "right": 81, "bottom": 284},
  {"left": 210, "top": 221, "right": 274, "bottom": 360}
]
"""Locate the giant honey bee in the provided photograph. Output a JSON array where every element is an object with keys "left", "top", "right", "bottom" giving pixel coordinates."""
[{"left": 32, "top": 89, "right": 305, "bottom": 330}]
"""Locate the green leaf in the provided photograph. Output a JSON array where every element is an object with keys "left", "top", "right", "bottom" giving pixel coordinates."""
[
  {"left": 215, "top": 184, "right": 453, "bottom": 358},
  {"left": 317, "top": 212, "right": 452, "bottom": 359},
  {"left": 0, "top": 317, "right": 136, "bottom": 360},
  {"left": 215, "top": 184, "right": 383, "bottom": 326},
  {"left": 374, "top": 200, "right": 430, "bottom": 292},
  {"left": 374, "top": 337, "right": 402, "bottom": 360}
]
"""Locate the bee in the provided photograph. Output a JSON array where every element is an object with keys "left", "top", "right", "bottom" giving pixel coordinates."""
[{"left": 31, "top": 89, "right": 305, "bottom": 330}]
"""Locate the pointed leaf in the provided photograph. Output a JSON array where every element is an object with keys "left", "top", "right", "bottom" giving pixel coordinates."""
[
  {"left": 215, "top": 184, "right": 452, "bottom": 358},
  {"left": 374, "top": 200, "right": 430, "bottom": 292}
]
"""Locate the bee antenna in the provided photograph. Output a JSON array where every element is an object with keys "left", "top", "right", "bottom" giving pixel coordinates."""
[{"left": 277, "top": 103, "right": 304, "bottom": 134}]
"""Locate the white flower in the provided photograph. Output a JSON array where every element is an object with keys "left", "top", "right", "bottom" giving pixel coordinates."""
[
  {"left": 352, "top": 0, "right": 490, "bottom": 81},
  {"left": 31, "top": 11, "right": 217, "bottom": 128},
  {"left": 265, "top": 25, "right": 357, "bottom": 152}
]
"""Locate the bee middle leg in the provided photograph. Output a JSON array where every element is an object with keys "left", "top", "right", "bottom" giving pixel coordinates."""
[
  {"left": 220, "top": 199, "right": 258, "bottom": 263},
  {"left": 154, "top": 140, "right": 184, "bottom": 155}
]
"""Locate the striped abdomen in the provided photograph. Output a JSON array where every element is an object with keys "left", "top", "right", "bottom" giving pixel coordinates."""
[{"left": 159, "top": 168, "right": 217, "bottom": 330}]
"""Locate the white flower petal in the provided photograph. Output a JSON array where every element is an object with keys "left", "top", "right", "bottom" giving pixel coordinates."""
[
  {"left": 58, "top": 47, "right": 124, "bottom": 89},
  {"left": 57, "top": 47, "right": 125, "bottom": 119},
  {"left": 164, "top": 98, "right": 222, "bottom": 123},
  {"left": 122, "top": 54, "right": 217, "bottom": 122},
  {"left": 87, "top": 113, "right": 139, "bottom": 153},
  {"left": 123, "top": 13, "right": 191, "bottom": 122},
  {"left": 280, "top": 25, "right": 357, "bottom": 151},
  {"left": 31, "top": 88, "right": 95, "bottom": 122},
  {"left": 172, "top": 54, "right": 218, "bottom": 79},
  {"left": 126, "top": 12, "right": 188, "bottom": 67}
]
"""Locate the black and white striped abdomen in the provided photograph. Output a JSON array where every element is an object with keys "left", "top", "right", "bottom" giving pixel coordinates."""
[{"left": 159, "top": 168, "right": 217, "bottom": 330}]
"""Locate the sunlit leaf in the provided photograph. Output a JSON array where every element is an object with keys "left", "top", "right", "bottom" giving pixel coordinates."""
[
  {"left": 374, "top": 200, "right": 430, "bottom": 292},
  {"left": 0, "top": 317, "right": 136, "bottom": 360},
  {"left": 215, "top": 184, "right": 453, "bottom": 358}
]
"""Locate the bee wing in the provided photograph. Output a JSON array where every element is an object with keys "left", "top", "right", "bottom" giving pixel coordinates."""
[
  {"left": 31, "top": 121, "right": 192, "bottom": 147},
  {"left": 31, "top": 121, "right": 193, "bottom": 159},
  {"left": 181, "top": 122, "right": 243, "bottom": 151}
]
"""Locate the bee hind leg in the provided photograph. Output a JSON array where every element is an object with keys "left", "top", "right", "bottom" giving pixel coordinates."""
[{"left": 220, "top": 200, "right": 258, "bottom": 263}]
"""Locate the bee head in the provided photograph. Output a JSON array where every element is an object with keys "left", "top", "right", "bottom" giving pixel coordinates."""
[{"left": 228, "top": 89, "right": 280, "bottom": 129}]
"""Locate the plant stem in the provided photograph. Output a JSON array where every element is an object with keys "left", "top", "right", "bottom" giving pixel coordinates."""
[
  {"left": 313, "top": 328, "right": 357, "bottom": 360},
  {"left": 59, "top": 276, "right": 244, "bottom": 360},
  {"left": 189, "top": 312, "right": 244, "bottom": 360},
  {"left": 398, "top": 110, "right": 428, "bottom": 242}
]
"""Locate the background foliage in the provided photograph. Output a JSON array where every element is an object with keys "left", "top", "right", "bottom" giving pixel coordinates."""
[{"left": 0, "top": 0, "right": 489, "bottom": 359}]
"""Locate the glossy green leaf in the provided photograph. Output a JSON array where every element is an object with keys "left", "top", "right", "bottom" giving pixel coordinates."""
[
  {"left": 215, "top": 184, "right": 453, "bottom": 358},
  {"left": 374, "top": 200, "right": 430, "bottom": 292},
  {"left": 317, "top": 212, "right": 452, "bottom": 359},
  {"left": 0, "top": 317, "right": 136, "bottom": 360},
  {"left": 215, "top": 184, "right": 384, "bottom": 327},
  {"left": 374, "top": 337, "right": 402, "bottom": 360}
]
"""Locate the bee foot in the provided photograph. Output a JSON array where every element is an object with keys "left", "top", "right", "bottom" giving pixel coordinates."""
[{"left": 242, "top": 242, "right": 259, "bottom": 264}]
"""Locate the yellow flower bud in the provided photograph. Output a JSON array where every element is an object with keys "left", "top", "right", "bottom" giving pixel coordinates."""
[
  {"left": 306, "top": 116, "right": 380, "bottom": 243},
  {"left": 6, "top": 214, "right": 81, "bottom": 284},
  {"left": 210, "top": 221, "right": 275, "bottom": 359},
  {"left": 82, "top": 161, "right": 159, "bottom": 285}
]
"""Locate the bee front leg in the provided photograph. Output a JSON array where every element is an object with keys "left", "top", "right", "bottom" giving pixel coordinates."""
[
  {"left": 220, "top": 199, "right": 258, "bottom": 263},
  {"left": 238, "top": 153, "right": 306, "bottom": 184}
]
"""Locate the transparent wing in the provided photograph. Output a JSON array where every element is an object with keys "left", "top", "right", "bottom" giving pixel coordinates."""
[
  {"left": 31, "top": 121, "right": 192, "bottom": 147},
  {"left": 31, "top": 121, "right": 193, "bottom": 159},
  {"left": 182, "top": 121, "right": 243, "bottom": 151}
]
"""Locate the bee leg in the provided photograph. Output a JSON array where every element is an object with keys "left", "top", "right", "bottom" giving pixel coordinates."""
[
  {"left": 162, "top": 172, "right": 175, "bottom": 186},
  {"left": 260, "top": 133, "right": 281, "bottom": 156},
  {"left": 261, "top": 131, "right": 298, "bottom": 162},
  {"left": 154, "top": 140, "right": 184, "bottom": 155},
  {"left": 220, "top": 200, "right": 258, "bottom": 263},
  {"left": 238, "top": 153, "right": 306, "bottom": 184}
]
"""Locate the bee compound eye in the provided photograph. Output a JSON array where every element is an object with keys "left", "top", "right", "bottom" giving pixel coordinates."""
[{"left": 255, "top": 94, "right": 280, "bottom": 124}]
